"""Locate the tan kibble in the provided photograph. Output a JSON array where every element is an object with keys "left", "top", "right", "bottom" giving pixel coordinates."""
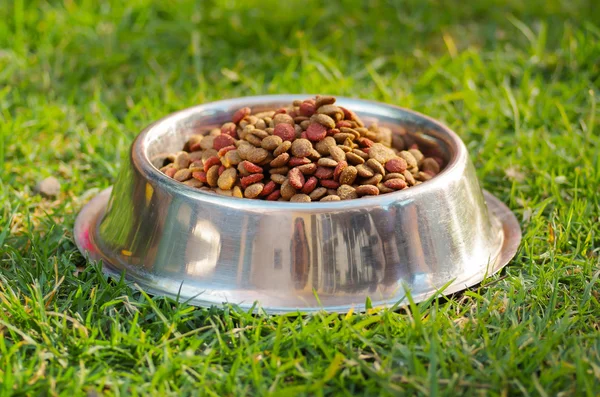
[
  {"left": 362, "top": 174, "right": 383, "bottom": 185},
  {"left": 290, "top": 194, "right": 311, "bottom": 203},
  {"left": 356, "top": 164, "right": 374, "bottom": 178},
  {"left": 183, "top": 179, "right": 204, "bottom": 188},
  {"left": 377, "top": 183, "right": 394, "bottom": 194},
  {"left": 273, "top": 141, "right": 292, "bottom": 156},
  {"left": 217, "top": 168, "right": 237, "bottom": 190},
  {"left": 200, "top": 135, "right": 216, "bottom": 150},
  {"left": 244, "top": 183, "right": 264, "bottom": 198},
  {"left": 233, "top": 186, "right": 243, "bottom": 198},
  {"left": 174, "top": 151, "right": 190, "bottom": 169},
  {"left": 309, "top": 187, "right": 327, "bottom": 200},
  {"left": 355, "top": 185, "right": 379, "bottom": 196},
  {"left": 291, "top": 139, "right": 313, "bottom": 157},
  {"left": 366, "top": 158, "right": 385, "bottom": 175},
  {"left": 317, "top": 158, "right": 338, "bottom": 167},
  {"left": 174, "top": 168, "right": 192, "bottom": 181},
  {"left": 403, "top": 170, "right": 416, "bottom": 186},
  {"left": 339, "top": 166, "right": 358, "bottom": 185},
  {"left": 345, "top": 152, "right": 365, "bottom": 165},
  {"left": 317, "top": 104, "right": 344, "bottom": 121},
  {"left": 315, "top": 95, "right": 336, "bottom": 108},
  {"left": 262, "top": 135, "right": 283, "bottom": 151},
  {"left": 310, "top": 113, "right": 336, "bottom": 129},
  {"left": 222, "top": 150, "right": 242, "bottom": 167},
  {"left": 398, "top": 151, "right": 418, "bottom": 168},
  {"left": 272, "top": 113, "right": 294, "bottom": 126},
  {"left": 337, "top": 184, "right": 358, "bottom": 200},
  {"left": 329, "top": 145, "right": 346, "bottom": 162},
  {"left": 417, "top": 171, "right": 433, "bottom": 181},
  {"left": 408, "top": 149, "right": 424, "bottom": 165},
  {"left": 271, "top": 174, "right": 287, "bottom": 184},
  {"left": 280, "top": 179, "right": 297, "bottom": 200},
  {"left": 245, "top": 134, "right": 262, "bottom": 147},
  {"left": 315, "top": 136, "right": 336, "bottom": 155},
  {"left": 421, "top": 158, "right": 441, "bottom": 174},
  {"left": 270, "top": 153, "right": 290, "bottom": 167},
  {"left": 383, "top": 173, "right": 406, "bottom": 182},
  {"left": 352, "top": 148, "right": 369, "bottom": 160},
  {"left": 246, "top": 147, "right": 269, "bottom": 163},
  {"left": 369, "top": 143, "right": 396, "bottom": 164},
  {"left": 321, "top": 195, "right": 341, "bottom": 201},
  {"left": 206, "top": 165, "right": 220, "bottom": 187},
  {"left": 270, "top": 166, "right": 290, "bottom": 175}
]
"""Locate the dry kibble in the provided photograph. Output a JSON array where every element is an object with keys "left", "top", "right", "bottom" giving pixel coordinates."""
[
  {"left": 217, "top": 168, "right": 237, "bottom": 190},
  {"left": 337, "top": 184, "right": 358, "bottom": 200},
  {"left": 244, "top": 183, "right": 264, "bottom": 198},
  {"left": 290, "top": 194, "right": 311, "bottom": 203},
  {"left": 321, "top": 195, "right": 341, "bottom": 202},
  {"left": 161, "top": 95, "right": 444, "bottom": 200}
]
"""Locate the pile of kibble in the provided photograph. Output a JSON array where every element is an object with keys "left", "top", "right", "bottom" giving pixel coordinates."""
[{"left": 160, "top": 96, "right": 443, "bottom": 202}]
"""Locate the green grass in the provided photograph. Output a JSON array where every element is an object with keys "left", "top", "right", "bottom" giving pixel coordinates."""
[{"left": 1, "top": 0, "right": 599, "bottom": 395}]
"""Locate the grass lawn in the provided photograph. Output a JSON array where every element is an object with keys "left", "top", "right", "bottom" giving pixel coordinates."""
[{"left": 1, "top": 0, "right": 599, "bottom": 395}]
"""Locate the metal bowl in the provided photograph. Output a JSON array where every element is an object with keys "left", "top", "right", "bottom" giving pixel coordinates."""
[{"left": 74, "top": 95, "right": 521, "bottom": 313}]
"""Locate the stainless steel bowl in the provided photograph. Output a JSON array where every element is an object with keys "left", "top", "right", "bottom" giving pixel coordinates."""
[{"left": 74, "top": 95, "right": 521, "bottom": 313}]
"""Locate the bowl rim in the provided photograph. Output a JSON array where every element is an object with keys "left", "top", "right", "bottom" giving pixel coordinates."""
[{"left": 131, "top": 94, "right": 469, "bottom": 211}]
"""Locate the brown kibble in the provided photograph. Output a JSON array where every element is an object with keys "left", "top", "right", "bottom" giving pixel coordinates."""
[
  {"left": 183, "top": 179, "right": 204, "bottom": 188},
  {"left": 352, "top": 148, "right": 369, "bottom": 160},
  {"left": 385, "top": 157, "right": 408, "bottom": 173},
  {"left": 398, "top": 151, "right": 418, "bottom": 168},
  {"left": 288, "top": 167, "right": 305, "bottom": 189},
  {"left": 273, "top": 140, "right": 292, "bottom": 156},
  {"left": 384, "top": 178, "right": 407, "bottom": 190},
  {"left": 318, "top": 158, "right": 338, "bottom": 167},
  {"left": 206, "top": 165, "right": 220, "bottom": 187},
  {"left": 232, "top": 186, "right": 243, "bottom": 198},
  {"left": 329, "top": 145, "right": 346, "bottom": 162},
  {"left": 408, "top": 149, "right": 424, "bottom": 165},
  {"left": 290, "top": 194, "right": 311, "bottom": 203},
  {"left": 269, "top": 166, "right": 290, "bottom": 175},
  {"left": 222, "top": 150, "right": 242, "bottom": 167},
  {"left": 272, "top": 113, "right": 294, "bottom": 126},
  {"left": 174, "top": 168, "right": 192, "bottom": 182},
  {"left": 174, "top": 151, "right": 190, "bottom": 169},
  {"left": 309, "top": 187, "right": 327, "bottom": 200},
  {"left": 383, "top": 173, "right": 406, "bottom": 182},
  {"left": 417, "top": 171, "right": 433, "bottom": 181},
  {"left": 356, "top": 164, "right": 374, "bottom": 178},
  {"left": 244, "top": 183, "right": 264, "bottom": 198},
  {"left": 310, "top": 113, "right": 336, "bottom": 129},
  {"left": 315, "top": 136, "right": 336, "bottom": 155},
  {"left": 280, "top": 179, "right": 297, "bottom": 200},
  {"left": 355, "top": 185, "right": 379, "bottom": 196},
  {"left": 362, "top": 174, "right": 383, "bottom": 185},
  {"left": 217, "top": 168, "right": 237, "bottom": 190},
  {"left": 270, "top": 152, "right": 290, "bottom": 167},
  {"left": 339, "top": 166, "right": 358, "bottom": 185},
  {"left": 262, "top": 135, "right": 283, "bottom": 151},
  {"left": 291, "top": 139, "right": 313, "bottom": 157},
  {"left": 320, "top": 195, "right": 341, "bottom": 202},
  {"left": 337, "top": 184, "right": 358, "bottom": 200},
  {"left": 392, "top": 134, "right": 405, "bottom": 151},
  {"left": 377, "top": 183, "right": 394, "bottom": 194},
  {"left": 245, "top": 133, "right": 262, "bottom": 147},
  {"left": 315, "top": 95, "right": 336, "bottom": 108},
  {"left": 200, "top": 135, "right": 216, "bottom": 150},
  {"left": 246, "top": 147, "right": 269, "bottom": 163},
  {"left": 403, "top": 170, "right": 416, "bottom": 186},
  {"left": 421, "top": 158, "right": 441, "bottom": 175},
  {"left": 297, "top": 163, "right": 317, "bottom": 174},
  {"left": 345, "top": 152, "right": 365, "bottom": 165},
  {"left": 271, "top": 174, "right": 287, "bottom": 184},
  {"left": 317, "top": 104, "right": 344, "bottom": 121},
  {"left": 366, "top": 158, "right": 385, "bottom": 175},
  {"left": 368, "top": 143, "right": 396, "bottom": 164}
]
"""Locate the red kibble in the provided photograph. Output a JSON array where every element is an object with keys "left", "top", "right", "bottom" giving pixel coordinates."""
[
  {"left": 384, "top": 178, "right": 407, "bottom": 190},
  {"left": 432, "top": 157, "right": 444, "bottom": 167},
  {"left": 300, "top": 131, "right": 308, "bottom": 139},
  {"left": 289, "top": 157, "right": 311, "bottom": 167},
  {"left": 358, "top": 138, "right": 374, "bottom": 148},
  {"left": 190, "top": 142, "right": 203, "bottom": 152},
  {"left": 288, "top": 168, "right": 305, "bottom": 189},
  {"left": 232, "top": 107, "right": 251, "bottom": 124},
  {"left": 266, "top": 190, "right": 281, "bottom": 201},
  {"left": 289, "top": 110, "right": 298, "bottom": 118},
  {"left": 333, "top": 161, "right": 348, "bottom": 181},
  {"left": 261, "top": 181, "right": 277, "bottom": 196},
  {"left": 274, "top": 108, "right": 287, "bottom": 114},
  {"left": 306, "top": 123, "right": 327, "bottom": 141},
  {"left": 218, "top": 145, "right": 236, "bottom": 156},
  {"left": 336, "top": 120, "right": 352, "bottom": 128},
  {"left": 274, "top": 123, "right": 296, "bottom": 141},
  {"left": 213, "top": 134, "right": 235, "bottom": 150},
  {"left": 320, "top": 179, "right": 340, "bottom": 189},
  {"left": 315, "top": 166, "right": 334, "bottom": 180},
  {"left": 218, "top": 165, "right": 226, "bottom": 176},
  {"left": 241, "top": 160, "right": 263, "bottom": 174},
  {"left": 385, "top": 158, "right": 407, "bottom": 173},
  {"left": 301, "top": 177, "right": 318, "bottom": 194},
  {"left": 241, "top": 173, "right": 264, "bottom": 188},
  {"left": 192, "top": 171, "right": 207, "bottom": 183},
  {"left": 203, "top": 156, "right": 221, "bottom": 172},
  {"left": 410, "top": 144, "right": 419, "bottom": 150},
  {"left": 299, "top": 100, "right": 316, "bottom": 117},
  {"left": 326, "top": 128, "right": 338, "bottom": 137},
  {"left": 424, "top": 170, "right": 437, "bottom": 177},
  {"left": 165, "top": 168, "right": 177, "bottom": 178},
  {"left": 339, "top": 106, "right": 356, "bottom": 121}
]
